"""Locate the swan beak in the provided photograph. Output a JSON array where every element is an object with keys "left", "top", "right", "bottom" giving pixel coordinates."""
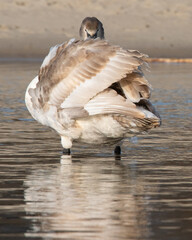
[{"left": 87, "top": 32, "right": 98, "bottom": 39}]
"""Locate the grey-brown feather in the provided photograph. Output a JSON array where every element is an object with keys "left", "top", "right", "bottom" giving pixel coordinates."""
[
  {"left": 79, "top": 17, "right": 105, "bottom": 40},
  {"left": 29, "top": 39, "right": 146, "bottom": 110}
]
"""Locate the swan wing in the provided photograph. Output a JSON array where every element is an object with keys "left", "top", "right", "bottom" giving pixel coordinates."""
[{"left": 29, "top": 39, "right": 147, "bottom": 112}]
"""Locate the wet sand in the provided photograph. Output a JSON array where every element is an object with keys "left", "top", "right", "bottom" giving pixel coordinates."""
[{"left": 1, "top": 0, "right": 192, "bottom": 58}]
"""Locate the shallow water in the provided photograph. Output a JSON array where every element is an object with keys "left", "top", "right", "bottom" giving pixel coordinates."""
[{"left": 0, "top": 61, "right": 192, "bottom": 240}]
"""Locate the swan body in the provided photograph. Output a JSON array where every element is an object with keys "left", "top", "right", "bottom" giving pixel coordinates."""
[{"left": 25, "top": 17, "right": 161, "bottom": 154}]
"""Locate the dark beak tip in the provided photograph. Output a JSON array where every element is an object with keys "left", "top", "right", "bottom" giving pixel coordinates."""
[{"left": 86, "top": 32, "right": 98, "bottom": 40}]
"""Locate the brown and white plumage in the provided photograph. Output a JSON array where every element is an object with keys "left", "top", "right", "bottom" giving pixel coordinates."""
[
  {"left": 25, "top": 18, "right": 161, "bottom": 154},
  {"left": 79, "top": 17, "right": 104, "bottom": 40}
]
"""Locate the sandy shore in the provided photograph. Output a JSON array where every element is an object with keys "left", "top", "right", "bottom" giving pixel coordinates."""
[{"left": 1, "top": 0, "right": 192, "bottom": 58}]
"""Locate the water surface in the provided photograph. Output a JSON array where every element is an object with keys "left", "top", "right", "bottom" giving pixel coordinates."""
[{"left": 0, "top": 61, "right": 192, "bottom": 240}]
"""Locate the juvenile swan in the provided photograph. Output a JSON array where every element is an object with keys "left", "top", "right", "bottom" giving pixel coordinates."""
[
  {"left": 25, "top": 17, "right": 161, "bottom": 155},
  {"left": 79, "top": 17, "right": 104, "bottom": 40}
]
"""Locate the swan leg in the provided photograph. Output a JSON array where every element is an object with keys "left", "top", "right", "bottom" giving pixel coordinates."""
[
  {"left": 61, "top": 136, "right": 72, "bottom": 155},
  {"left": 114, "top": 145, "right": 121, "bottom": 155},
  {"left": 62, "top": 148, "right": 71, "bottom": 155}
]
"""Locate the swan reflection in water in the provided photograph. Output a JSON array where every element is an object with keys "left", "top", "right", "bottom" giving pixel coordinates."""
[{"left": 24, "top": 154, "right": 152, "bottom": 240}]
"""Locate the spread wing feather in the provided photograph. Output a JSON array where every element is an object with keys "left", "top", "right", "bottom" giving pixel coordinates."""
[
  {"left": 84, "top": 88, "right": 144, "bottom": 118},
  {"left": 29, "top": 39, "right": 147, "bottom": 112},
  {"left": 120, "top": 72, "right": 152, "bottom": 102}
]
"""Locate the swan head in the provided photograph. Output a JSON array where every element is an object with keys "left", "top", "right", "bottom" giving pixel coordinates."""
[{"left": 79, "top": 17, "right": 105, "bottom": 40}]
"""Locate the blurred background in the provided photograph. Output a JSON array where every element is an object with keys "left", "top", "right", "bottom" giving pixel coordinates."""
[
  {"left": 1, "top": 1, "right": 192, "bottom": 240},
  {"left": 1, "top": 0, "right": 192, "bottom": 58}
]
